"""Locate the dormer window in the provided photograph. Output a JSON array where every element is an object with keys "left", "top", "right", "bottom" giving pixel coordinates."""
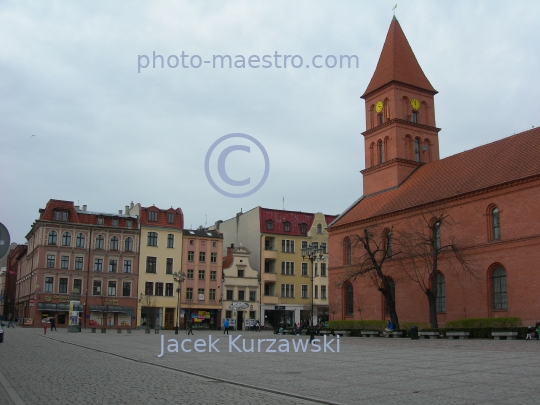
[
  {"left": 148, "top": 211, "right": 158, "bottom": 222},
  {"left": 168, "top": 213, "right": 175, "bottom": 224},
  {"left": 266, "top": 220, "right": 274, "bottom": 230},
  {"left": 126, "top": 220, "right": 132, "bottom": 228},
  {"left": 97, "top": 217, "right": 104, "bottom": 225},
  {"left": 317, "top": 224, "right": 323, "bottom": 234},
  {"left": 54, "top": 211, "right": 68, "bottom": 222},
  {"left": 300, "top": 223, "right": 307, "bottom": 233},
  {"left": 283, "top": 222, "right": 290, "bottom": 232},
  {"left": 113, "top": 219, "right": 118, "bottom": 227}
]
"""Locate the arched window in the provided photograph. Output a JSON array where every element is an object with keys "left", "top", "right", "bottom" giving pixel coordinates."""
[
  {"left": 369, "top": 142, "right": 375, "bottom": 166},
  {"left": 432, "top": 221, "right": 441, "bottom": 250},
  {"left": 436, "top": 273, "right": 446, "bottom": 313},
  {"left": 414, "top": 138, "right": 420, "bottom": 162},
  {"left": 48, "top": 231, "right": 57, "bottom": 245},
  {"left": 95, "top": 235, "right": 104, "bottom": 249},
  {"left": 385, "top": 229, "right": 392, "bottom": 257},
  {"left": 404, "top": 135, "right": 412, "bottom": 160},
  {"left": 344, "top": 237, "right": 352, "bottom": 265},
  {"left": 76, "top": 233, "right": 85, "bottom": 248},
  {"left": 317, "top": 224, "right": 323, "bottom": 234},
  {"left": 125, "top": 237, "right": 133, "bottom": 252},
  {"left": 378, "top": 140, "right": 384, "bottom": 164},
  {"left": 345, "top": 284, "right": 354, "bottom": 316},
  {"left": 110, "top": 236, "right": 119, "bottom": 250},
  {"left": 492, "top": 266, "right": 507, "bottom": 310},
  {"left": 491, "top": 207, "right": 500, "bottom": 241},
  {"left": 62, "top": 232, "right": 71, "bottom": 247},
  {"left": 421, "top": 101, "right": 429, "bottom": 125},
  {"left": 423, "top": 139, "right": 431, "bottom": 163}
]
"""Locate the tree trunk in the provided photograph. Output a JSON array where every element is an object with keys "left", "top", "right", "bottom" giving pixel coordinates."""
[
  {"left": 381, "top": 288, "right": 399, "bottom": 329},
  {"left": 427, "top": 290, "right": 438, "bottom": 329}
]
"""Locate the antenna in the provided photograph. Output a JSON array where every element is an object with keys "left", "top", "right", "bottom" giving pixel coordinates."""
[
  {"left": 283, "top": 197, "right": 285, "bottom": 210},
  {"left": 392, "top": 4, "right": 397, "bottom": 16}
]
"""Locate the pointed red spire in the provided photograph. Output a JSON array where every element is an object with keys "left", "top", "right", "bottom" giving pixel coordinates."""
[{"left": 362, "top": 17, "right": 436, "bottom": 98}]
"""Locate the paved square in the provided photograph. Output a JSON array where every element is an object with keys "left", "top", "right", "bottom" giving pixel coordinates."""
[{"left": 1, "top": 327, "right": 539, "bottom": 404}]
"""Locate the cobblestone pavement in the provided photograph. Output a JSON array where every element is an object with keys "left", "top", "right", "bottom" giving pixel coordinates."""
[{"left": 2, "top": 327, "right": 540, "bottom": 404}]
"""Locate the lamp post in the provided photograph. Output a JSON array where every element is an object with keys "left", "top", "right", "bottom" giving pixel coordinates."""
[
  {"left": 301, "top": 242, "right": 324, "bottom": 342},
  {"left": 172, "top": 271, "right": 186, "bottom": 335}
]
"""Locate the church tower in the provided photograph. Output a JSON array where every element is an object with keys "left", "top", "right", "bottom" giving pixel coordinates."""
[{"left": 361, "top": 17, "right": 440, "bottom": 196}]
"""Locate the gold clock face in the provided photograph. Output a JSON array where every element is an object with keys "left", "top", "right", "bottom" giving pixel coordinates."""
[
  {"left": 411, "top": 98, "right": 420, "bottom": 110},
  {"left": 375, "top": 101, "right": 383, "bottom": 113}
]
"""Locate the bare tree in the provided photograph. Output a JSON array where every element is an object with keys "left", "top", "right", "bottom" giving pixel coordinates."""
[
  {"left": 344, "top": 227, "right": 402, "bottom": 329},
  {"left": 397, "top": 210, "right": 476, "bottom": 328}
]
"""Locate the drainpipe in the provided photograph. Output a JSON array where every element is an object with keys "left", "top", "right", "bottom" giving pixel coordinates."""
[{"left": 84, "top": 226, "right": 93, "bottom": 328}]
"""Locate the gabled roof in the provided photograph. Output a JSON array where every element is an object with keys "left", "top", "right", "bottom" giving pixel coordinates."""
[
  {"left": 331, "top": 127, "right": 540, "bottom": 229},
  {"left": 362, "top": 16, "right": 436, "bottom": 98},
  {"left": 259, "top": 207, "right": 338, "bottom": 236},
  {"left": 140, "top": 205, "right": 184, "bottom": 229}
]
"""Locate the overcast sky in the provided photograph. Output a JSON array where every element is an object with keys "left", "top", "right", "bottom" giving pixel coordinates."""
[{"left": 1, "top": 0, "right": 539, "bottom": 244}]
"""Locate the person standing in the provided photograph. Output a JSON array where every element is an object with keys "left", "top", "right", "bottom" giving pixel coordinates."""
[
  {"left": 50, "top": 316, "right": 57, "bottom": 331},
  {"left": 7, "top": 314, "right": 14, "bottom": 328},
  {"left": 223, "top": 318, "right": 229, "bottom": 334},
  {"left": 255, "top": 319, "right": 260, "bottom": 332}
]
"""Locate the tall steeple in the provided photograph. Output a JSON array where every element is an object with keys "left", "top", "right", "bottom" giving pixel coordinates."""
[{"left": 360, "top": 17, "right": 441, "bottom": 196}]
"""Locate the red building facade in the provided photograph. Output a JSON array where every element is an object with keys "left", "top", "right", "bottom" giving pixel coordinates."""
[
  {"left": 16, "top": 200, "right": 140, "bottom": 328},
  {"left": 328, "top": 17, "right": 540, "bottom": 327}
]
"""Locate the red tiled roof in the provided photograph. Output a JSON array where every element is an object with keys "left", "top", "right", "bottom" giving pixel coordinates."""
[
  {"left": 331, "top": 127, "right": 540, "bottom": 228},
  {"left": 362, "top": 17, "right": 436, "bottom": 98},
  {"left": 259, "top": 208, "right": 338, "bottom": 235},
  {"left": 140, "top": 206, "right": 184, "bottom": 229},
  {"left": 36, "top": 200, "right": 138, "bottom": 228}
]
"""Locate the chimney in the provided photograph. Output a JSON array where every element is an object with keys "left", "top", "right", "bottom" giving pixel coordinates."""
[
  {"left": 226, "top": 243, "right": 235, "bottom": 256},
  {"left": 74, "top": 205, "right": 79, "bottom": 210},
  {"left": 118, "top": 210, "right": 122, "bottom": 215},
  {"left": 125, "top": 205, "right": 129, "bottom": 215},
  {"left": 82, "top": 205, "right": 87, "bottom": 211},
  {"left": 130, "top": 201, "right": 134, "bottom": 209}
]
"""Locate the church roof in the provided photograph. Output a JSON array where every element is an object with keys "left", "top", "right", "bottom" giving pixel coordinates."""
[
  {"left": 330, "top": 127, "right": 540, "bottom": 229},
  {"left": 362, "top": 17, "right": 437, "bottom": 98}
]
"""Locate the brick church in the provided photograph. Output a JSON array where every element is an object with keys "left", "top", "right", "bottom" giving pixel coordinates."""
[{"left": 328, "top": 17, "right": 540, "bottom": 327}]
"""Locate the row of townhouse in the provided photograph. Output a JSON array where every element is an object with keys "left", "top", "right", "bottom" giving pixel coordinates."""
[
  {"left": 214, "top": 207, "right": 337, "bottom": 330},
  {"left": 10, "top": 199, "right": 227, "bottom": 330},
  {"left": 7, "top": 200, "right": 335, "bottom": 331}
]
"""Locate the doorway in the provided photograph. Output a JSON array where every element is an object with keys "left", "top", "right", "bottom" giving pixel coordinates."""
[
  {"left": 237, "top": 311, "right": 244, "bottom": 331},
  {"left": 164, "top": 308, "right": 175, "bottom": 330}
]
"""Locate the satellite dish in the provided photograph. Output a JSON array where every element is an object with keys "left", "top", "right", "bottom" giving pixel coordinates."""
[
  {"left": 422, "top": 145, "right": 428, "bottom": 152},
  {"left": 0, "top": 222, "right": 11, "bottom": 258}
]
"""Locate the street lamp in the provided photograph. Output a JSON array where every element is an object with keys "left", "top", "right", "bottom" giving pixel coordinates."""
[
  {"left": 172, "top": 271, "right": 186, "bottom": 335},
  {"left": 301, "top": 242, "right": 324, "bottom": 342}
]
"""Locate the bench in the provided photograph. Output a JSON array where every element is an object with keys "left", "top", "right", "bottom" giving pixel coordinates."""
[
  {"left": 418, "top": 331, "right": 440, "bottom": 339},
  {"left": 384, "top": 331, "right": 403, "bottom": 338},
  {"left": 447, "top": 331, "right": 469, "bottom": 339},
  {"left": 361, "top": 330, "right": 380, "bottom": 338},
  {"left": 117, "top": 329, "right": 122, "bottom": 333},
  {"left": 334, "top": 330, "right": 351, "bottom": 337},
  {"left": 491, "top": 331, "right": 518, "bottom": 340}
]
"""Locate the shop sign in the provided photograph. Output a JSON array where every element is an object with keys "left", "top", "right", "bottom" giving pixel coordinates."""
[
  {"left": 229, "top": 302, "right": 249, "bottom": 311},
  {"left": 23, "top": 318, "right": 33, "bottom": 325},
  {"left": 275, "top": 305, "right": 285, "bottom": 310},
  {"left": 29, "top": 298, "right": 35, "bottom": 307},
  {"left": 104, "top": 299, "right": 119, "bottom": 305}
]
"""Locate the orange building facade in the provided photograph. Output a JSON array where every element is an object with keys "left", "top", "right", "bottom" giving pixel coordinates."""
[{"left": 328, "top": 17, "right": 540, "bottom": 327}]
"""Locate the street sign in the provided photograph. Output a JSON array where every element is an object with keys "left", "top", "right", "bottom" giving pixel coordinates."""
[
  {"left": 275, "top": 305, "right": 285, "bottom": 310},
  {"left": 0, "top": 222, "right": 10, "bottom": 259}
]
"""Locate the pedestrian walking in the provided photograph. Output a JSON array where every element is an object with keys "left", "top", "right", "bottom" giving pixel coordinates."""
[
  {"left": 526, "top": 326, "right": 533, "bottom": 340},
  {"left": 186, "top": 319, "right": 193, "bottom": 335},
  {"left": 255, "top": 319, "right": 260, "bottom": 332},
  {"left": 223, "top": 318, "right": 229, "bottom": 334},
  {"left": 50, "top": 316, "right": 57, "bottom": 331},
  {"left": 7, "top": 314, "right": 14, "bottom": 328}
]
